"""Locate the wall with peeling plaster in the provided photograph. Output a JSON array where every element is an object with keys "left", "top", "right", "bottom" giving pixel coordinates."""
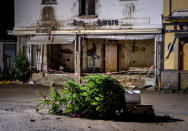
[
  {"left": 80, "top": 39, "right": 154, "bottom": 73},
  {"left": 119, "top": 39, "right": 154, "bottom": 70},
  {"left": 82, "top": 39, "right": 104, "bottom": 72},
  {"left": 15, "top": 0, "right": 163, "bottom": 30}
]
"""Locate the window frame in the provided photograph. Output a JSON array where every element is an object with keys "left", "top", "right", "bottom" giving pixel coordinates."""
[
  {"left": 42, "top": 0, "right": 57, "bottom": 5},
  {"left": 119, "top": 0, "right": 138, "bottom": 1},
  {"left": 79, "top": 0, "right": 96, "bottom": 17}
]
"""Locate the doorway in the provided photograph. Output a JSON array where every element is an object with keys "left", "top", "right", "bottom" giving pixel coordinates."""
[
  {"left": 3, "top": 44, "right": 16, "bottom": 78},
  {"left": 105, "top": 43, "right": 118, "bottom": 72}
]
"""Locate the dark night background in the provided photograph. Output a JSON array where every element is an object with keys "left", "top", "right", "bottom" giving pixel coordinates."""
[{"left": 0, "top": 0, "right": 15, "bottom": 41}]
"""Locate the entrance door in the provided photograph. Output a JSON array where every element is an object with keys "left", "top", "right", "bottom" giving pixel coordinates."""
[
  {"left": 105, "top": 43, "right": 118, "bottom": 72},
  {"left": 181, "top": 43, "right": 188, "bottom": 70},
  {"left": 3, "top": 44, "right": 16, "bottom": 78}
]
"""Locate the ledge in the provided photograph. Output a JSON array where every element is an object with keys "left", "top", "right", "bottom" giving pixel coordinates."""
[
  {"left": 78, "top": 15, "right": 97, "bottom": 19},
  {"left": 8, "top": 28, "right": 161, "bottom": 35},
  {"left": 165, "top": 16, "right": 188, "bottom": 22},
  {"left": 42, "top": 2, "right": 57, "bottom": 5}
]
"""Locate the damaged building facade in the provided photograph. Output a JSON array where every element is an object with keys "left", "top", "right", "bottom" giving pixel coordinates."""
[
  {"left": 162, "top": 0, "right": 188, "bottom": 89},
  {"left": 9, "top": 0, "right": 163, "bottom": 86}
]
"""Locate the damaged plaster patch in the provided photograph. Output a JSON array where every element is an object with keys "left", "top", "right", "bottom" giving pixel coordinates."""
[
  {"left": 42, "top": 6, "right": 55, "bottom": 21},
  {"left": 38, "top": 6, "right": 59, "bottom": 33}
]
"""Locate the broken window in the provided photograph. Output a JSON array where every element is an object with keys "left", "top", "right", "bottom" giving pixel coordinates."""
[
  {"left": 79, "top": 0, "right": 95, "bottom": 16},
  {"left": 42, "top": 0, "right": 56, "bottom": 4}
]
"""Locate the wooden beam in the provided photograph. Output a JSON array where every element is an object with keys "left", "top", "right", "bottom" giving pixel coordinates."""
[
  {"left": 8, "top": 29, "right": 162, "bottom": 35},
  {"left": 174, "top": 39, "right": 180, "bottom": 71}
]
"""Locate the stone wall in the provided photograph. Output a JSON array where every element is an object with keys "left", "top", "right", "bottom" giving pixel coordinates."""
[
  {"left": 161, "top": 70, "right": 179, "bottom": 89},
  {"left": 122, "top": 39, "right": 154, "bottom": 70}
]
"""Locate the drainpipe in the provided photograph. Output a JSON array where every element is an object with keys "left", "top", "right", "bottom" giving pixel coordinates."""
[
  {"left": 154, "top": 35, "right": 158, "bottom": 87},
  {"left": 40, "top": 45, "right": 43, "bottom": 71},
  {"left": 168, "top": 0, "right": 172, "bottom": 16}
]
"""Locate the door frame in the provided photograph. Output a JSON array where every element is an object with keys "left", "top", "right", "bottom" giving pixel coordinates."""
[
  {"left": 3, "top": 44, "right": 17, "bottom": 78},
  {"left": 104, "top": 42, "right": 119, "bottom": 73}
]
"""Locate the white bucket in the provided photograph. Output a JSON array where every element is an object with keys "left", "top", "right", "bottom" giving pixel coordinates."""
[{"left": 125, "top": 90, "right": 141, "bottom": 104}]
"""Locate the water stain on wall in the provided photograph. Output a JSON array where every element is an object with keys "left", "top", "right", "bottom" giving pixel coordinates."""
[
  {"left": 71, "top": 1, "right": 77, "bottom": 12},
  {"left": 124, "top": 2, "right": 136, "bottom": 18},
  {"left": 39, "top": 6, "right": 58, "bottom": 33}
]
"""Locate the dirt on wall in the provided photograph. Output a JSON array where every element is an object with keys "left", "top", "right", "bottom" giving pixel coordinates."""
[
  {"left": 123, "top": 2, "right": 136, "bottom": 18},
  {"left": 42, "top": 6, "right": 55, "bottom": 21},
  {"left": 119, "top": 39, "right": 154, "bottom": 70},
  {"left": 82, "top": 39, "right": 154, "bottom": 73},
  {"left": 38, "top": 6, "right": 58, "bottom": 33},
  {"left": 46, "top": 39, "right": 154, "bottom": 73}
]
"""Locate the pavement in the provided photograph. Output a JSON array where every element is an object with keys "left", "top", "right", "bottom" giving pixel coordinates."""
[{"left": 0, "top": 84, "right": 188, "bottom": 131}]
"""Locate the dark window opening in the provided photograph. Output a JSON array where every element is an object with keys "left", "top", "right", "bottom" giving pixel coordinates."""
[
  {"left": 67, "top": 59, "right": 71, "bottom": 62},
  {"left": 42, "top": 0, "right": 57, "bottom": 4},
  {"left": 80, "top": 0, "right": 95, "bottom": 16}
]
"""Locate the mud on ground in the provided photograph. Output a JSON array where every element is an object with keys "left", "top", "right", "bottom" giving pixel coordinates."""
[{"left": 0, "top": 84, "right": 188, "bottom": 131}]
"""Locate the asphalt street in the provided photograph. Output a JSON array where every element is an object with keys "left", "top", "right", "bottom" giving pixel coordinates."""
[{"left": 0, "top": 84, "right": 188, "bottom": 131}]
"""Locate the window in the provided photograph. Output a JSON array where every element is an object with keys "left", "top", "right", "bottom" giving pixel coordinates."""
[
  {"left": 42, "top": 0, "right": 57, "bottom": 4},
  {"left": 80, "top": 0, "right": 95, "bottom": 16}
]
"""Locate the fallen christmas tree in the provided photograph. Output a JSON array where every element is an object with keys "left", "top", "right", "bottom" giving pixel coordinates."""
[{"left": 35, "top": 75, "right": 126, "bottom": 119}]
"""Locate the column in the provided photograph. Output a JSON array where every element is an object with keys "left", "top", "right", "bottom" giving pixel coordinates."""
[
  {"left": 43, "top": 44, "right": 48, "bottom": 71},
  {"left": 74, "top": 35, "right": 82, "bottom": 83},
  {"left": 154, "top": 35, "right": 159, "bottom": 87}
]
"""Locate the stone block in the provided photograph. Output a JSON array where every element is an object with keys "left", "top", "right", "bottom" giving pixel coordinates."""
[{"left": 161, "top": 70, "right": 179, "bottom": 89}]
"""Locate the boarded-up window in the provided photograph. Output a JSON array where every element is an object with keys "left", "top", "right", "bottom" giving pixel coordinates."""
[
  {"left": 42, "top": 6, "right": 55, "bottom": 21},
  {"left": 80, "top": 0, "right": 95, "bottom": 16}
]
